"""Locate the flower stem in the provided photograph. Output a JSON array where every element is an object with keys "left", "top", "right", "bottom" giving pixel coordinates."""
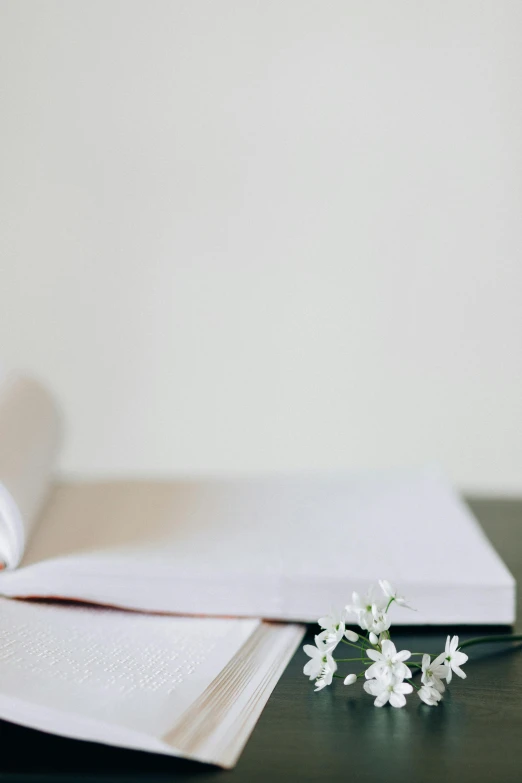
[
  {"left": 459, "top": 633, "right": 522, "bottom": 650},
  {"left": 341, "top": 639, "right": 370, "bottom": 653},
  {"left": 334, "top": 657, "right": 372, "bottom": 663},
  {"left": 385, "top": 597, "right": 395, "bottom": 613}
]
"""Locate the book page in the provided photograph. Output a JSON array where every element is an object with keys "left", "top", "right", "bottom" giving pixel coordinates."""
[
  {"left": 0, "top": 598, "right": 304, "bottom": 767},
  {"left": 0, "top": 470, "right": 514, "bottom": 623},
  {"left": 0, "top": 373, "right": 61, "bottom": 568},
  {"left": 0, "top": 599, "right": 252, "bottom": 762}
]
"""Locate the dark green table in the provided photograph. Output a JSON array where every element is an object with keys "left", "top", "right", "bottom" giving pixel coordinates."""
[{"left": 1, "top": 498, "right": 521, "bottom": 782}]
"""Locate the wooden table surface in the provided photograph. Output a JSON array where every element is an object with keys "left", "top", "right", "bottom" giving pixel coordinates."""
[{"left": 1, "top": 498, "right": 521, "bottom": 783}]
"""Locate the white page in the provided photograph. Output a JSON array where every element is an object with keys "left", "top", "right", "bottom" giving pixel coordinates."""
[
  {"left": 0, "top": 469, "right": 515, "bottom": 624},
  {"left": 0, "top": 598, "right": 304, "bottom": 767},
  {"left": 0, "top": 372, "right": 61, "bottom": 568}
]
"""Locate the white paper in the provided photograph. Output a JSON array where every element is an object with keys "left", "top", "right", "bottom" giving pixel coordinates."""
[
  {"left": 0, "top": 598, "right": 304, "bottom": 767},
  {"left": 0, "top": 469, "right": 515, "bottom": 624},
  {"left": 0, "top": 372, "right": 61, "bottom": 568}
]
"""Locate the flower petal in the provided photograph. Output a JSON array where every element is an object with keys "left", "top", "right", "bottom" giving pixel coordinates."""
[
  {"left": 394, "top": 649, "right": 411, "bottom": 662},
  {"left": 430, "top": 676, "right": 445, "bottom": 693},
  {"left": 395, "top": 682, "right": 413, "bottom": 694},
  {"left": 366, "top": 649, "right": 382, "bottom": 662},
  {"left": 364, "top": 679, "right": 381, "bottom": 695},
  {"left": 389, "top": 692, "right": 407, "bottom": 708},
  {"left": 304, "top": 660, "right": 321, "bottom": 679},
  {"left": 381, "top": 639, "right": 396, "bottom": 658},
  {"left": 365, "top": 662, "right": 383, "bottom": 679},
  {"left": 303, "top": 645, "right": 320, "bottom": 659},
  {"left": 453, "top": 651, "right": 468, "bottom": 666},
  {"left": 374, "top": 691, "right": 390, "bottom": 707},
  {"left": 452, "top": 664, "right": 467, "bottom": 679}
]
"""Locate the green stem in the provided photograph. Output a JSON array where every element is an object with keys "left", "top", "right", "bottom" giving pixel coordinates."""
[
  {"left": 385, "top": 597, "right": 395, "bottom": 613},
  {"left": 341, "top": 639, "right": 370, "bottom": 653},
  {"left": 459, "top": 634, "right": 522, "bottom": 650},
  {"left": 334, "top": 657, "right": 372, "bottom": 663},
  {"left": 341, "top": 635, "right": 372, "bottom": 650}
]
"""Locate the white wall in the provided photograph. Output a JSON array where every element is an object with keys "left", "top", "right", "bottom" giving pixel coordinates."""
[{"left": 1, "top": 1, "right": 522, "bottom": 493}]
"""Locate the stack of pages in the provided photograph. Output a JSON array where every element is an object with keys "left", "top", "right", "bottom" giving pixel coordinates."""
[
  {"left": 0, "top": 598, "right": 302, "bottom": 767},
  {"left": 0, "top": 371, "right": 516, "bottom": 766}
]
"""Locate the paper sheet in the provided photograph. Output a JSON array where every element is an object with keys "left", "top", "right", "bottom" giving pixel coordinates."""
[{"left": 0, "top": 598, "right": 304, "bottom": 767}]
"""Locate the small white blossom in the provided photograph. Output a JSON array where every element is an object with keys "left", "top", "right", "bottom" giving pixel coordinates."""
[
  {"left": 364, "top": 676, "right": 413, "bottom": 708},
  {"left": 365, "top": 639, "right": 412, "bottom": 682},
  {"left": 378, "top": 579, "right": 414, "bottom": 610},
  {"left": 369, "top": 632, "right": 378, "bottom": 645},
  {"left": 344, "top": 673, "right": 357, "bottom": 685},
  {"left": 303, "top": 640, "right": 337, "bottom": 690},
  {"left": 418, "top": 684, "right": 443, "bottom": 706},
  {"left": 421, "top": 654, "right": 446, "bottom": 693},
  {"left": 366, "top": 606, "right": 391, "bottom": 635},
  {"left": 344, "top": 629, "right": 359, "bottom": 643},
  {"left": 346, "top": 585, "right": 387, "bottom": 630},
  {"left": 314, "top": 674, "right": 334, "bottom": 692},
  {"left": 317, "top": 609, "right": 346, "bottom": 648},
  {"left": 432, "top": 635, "right": 468, "bottom": 683},
  {"left": 315, "top": 630, "right": 338, "bottom": 651}
]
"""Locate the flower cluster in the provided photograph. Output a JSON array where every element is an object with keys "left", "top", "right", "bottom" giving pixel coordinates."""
[{"left": 303, "top": 580, "right": 469, "bottom": 707}]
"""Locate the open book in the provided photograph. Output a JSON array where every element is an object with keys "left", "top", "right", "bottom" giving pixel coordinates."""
[
  {"left": 0, "top": 597, "right": 304, "bottom": 767},
  {"left": 0, "top": 372, "right": 516, "bottom": 624}
]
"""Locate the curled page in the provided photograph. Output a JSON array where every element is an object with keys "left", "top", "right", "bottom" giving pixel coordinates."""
[{"left": 0, "top": 372, "right": 62, "bottom": 569}]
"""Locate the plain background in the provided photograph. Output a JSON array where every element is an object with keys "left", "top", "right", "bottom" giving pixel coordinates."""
[{"left": 1, "top": 1, "right": 521, "bottom": 493}]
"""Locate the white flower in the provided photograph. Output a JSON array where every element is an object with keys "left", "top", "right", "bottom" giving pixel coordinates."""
[
  {"left": 346, "top": 585, "right": 387, "bottom": 630},
  {"left": 365, "top": 639, "right": 412, "bottom": 682},
  {"left": 303, "top": 640, "right": 337, "bottom": 690},
  {"left": 317, "top": 609, "right": 346, "bottom": 648},
  {"left": 432, "top": 635, "right": 468, "bottom": 683},
  {"left": 378, "top": 579, "right": 414, "bottom": 610},
  {"left": 315, "top": 630, "right": 338, "bottom": 652},
  {"left": 421, "top": 654, "right": 446, "bottom": 693},
  {"left": 344, "top": 629, "right": 359, "bottom": 643},
  {"left": 418, "top": 684, "right": 443, "bottom": 706},
  {"left": 344, "top": 673, "right": 357, "bottom": 685},
  {"left": 364, "top": 676, "right": 413, "bottom": 708},
  {"left": 314, "top": 674, "right": 334, "bottom": 692},
  {"left": 366, "top": 606, "right": 391, "bottom": 635},
  {"left": 369, "top": 632, "right": 378, "bottom": 645}
]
